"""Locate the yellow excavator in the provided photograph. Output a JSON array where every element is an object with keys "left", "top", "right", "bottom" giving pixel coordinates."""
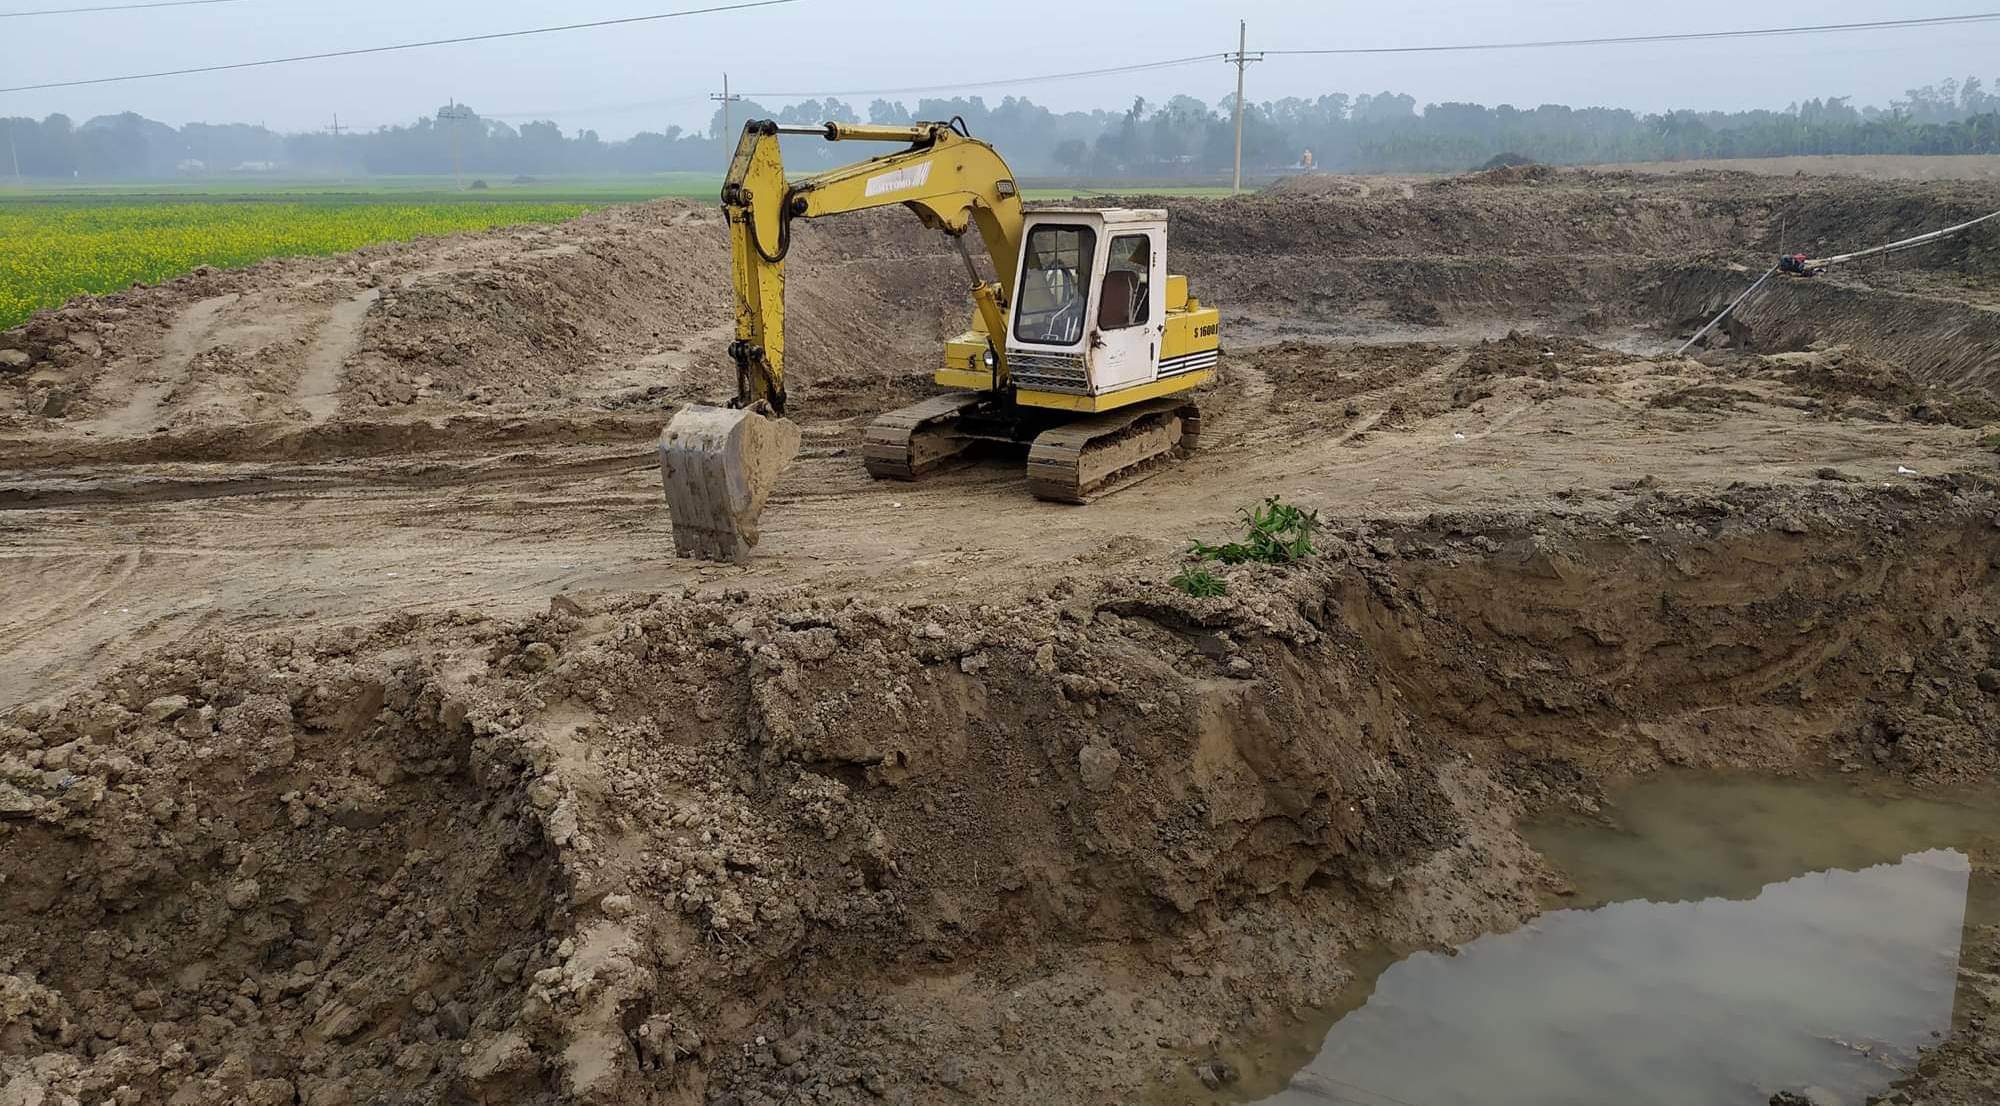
[{"left": 659, "top": 118, "right": 1221, "bottom": 561}]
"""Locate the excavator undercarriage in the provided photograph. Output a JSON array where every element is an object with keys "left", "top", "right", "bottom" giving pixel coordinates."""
[{"left": 862, "top": 393, "right": 1200, "bottom": 503}]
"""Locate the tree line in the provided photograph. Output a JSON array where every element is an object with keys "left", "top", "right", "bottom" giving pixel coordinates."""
[{"left": 4, "top": 75, "right": 1998, "bottom": 181}]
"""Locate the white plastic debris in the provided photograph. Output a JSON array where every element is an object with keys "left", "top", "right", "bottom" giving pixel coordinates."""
[{"left": 1897, "top": 466, "right": 1918, "bottom": 476}]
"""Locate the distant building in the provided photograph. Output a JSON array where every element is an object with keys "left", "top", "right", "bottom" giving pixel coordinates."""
[
  {"left": 176, "top": 159, "right": 207, "bottom": 174},
  {"left": 231, "top": 161, "right": 278, "bottom": 173}
]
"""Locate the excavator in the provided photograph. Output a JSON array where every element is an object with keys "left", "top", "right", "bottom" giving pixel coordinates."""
[{"left": 658, "top": 118, "right": 1222, "bottom": 562}]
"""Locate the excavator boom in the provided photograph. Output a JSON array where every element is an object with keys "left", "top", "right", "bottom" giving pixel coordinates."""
[{"left": 660, "top": 119, "right": 1027, "bottom": 562}]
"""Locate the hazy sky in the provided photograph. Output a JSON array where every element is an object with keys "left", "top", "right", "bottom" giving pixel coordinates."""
[{"left": 6, "top": 0, "right": 1996, "bottom": 135}]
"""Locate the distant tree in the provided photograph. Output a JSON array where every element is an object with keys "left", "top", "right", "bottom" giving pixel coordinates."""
[
  {"left": 24, "top": 72, "right": 2000, "bottom": 182},
  {"left": 1052, "top": 138, "right": 1090, "bottom": 174},
  {"left": 868, "top": 99, "right": 911, "bottom": 124}
]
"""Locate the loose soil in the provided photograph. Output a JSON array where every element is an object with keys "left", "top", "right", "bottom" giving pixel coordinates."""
[
  {"left": 4, "top": 165, "right": 2000, "bottom": 1106},
  {"left": 1590, "top": 154, "right": 2000, "bottom": 182}
]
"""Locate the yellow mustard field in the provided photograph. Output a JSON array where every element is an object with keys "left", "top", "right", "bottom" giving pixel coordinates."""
[{"left": 0, "top": 201, "right": 592, "bottom": 330}]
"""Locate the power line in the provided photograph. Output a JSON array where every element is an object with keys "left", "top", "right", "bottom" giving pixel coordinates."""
[
  {"left": 741, "top": 12, "right": 2000, "bottom": 104},
  {"left": 480, "top": 94, "right": 710, "bottom": 122},
  {"left": 0, "top": 0, "right": 244, "bottom": 17},
  {"left": 741, "top": 53, "right": 1223, "bottom": 101},
  {"left": 1263, "top": 12, "right": 2000, "bottom": 56},
  {"left": 0, "top": 0, "right": 802, "bottom": 93}
]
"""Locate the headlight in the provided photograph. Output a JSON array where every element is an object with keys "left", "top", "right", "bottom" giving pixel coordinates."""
[{"left": 983, "top": 349, "right": 997, "bottom": 368}]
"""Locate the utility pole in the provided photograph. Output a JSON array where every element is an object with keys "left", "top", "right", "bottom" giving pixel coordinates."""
[
  {"left": 327, "top": 115, "right": 346, "bottom": 182},
  {"left": 709, "top": 73, "right": 744, "bottom": 150},
  {"left": 6, "top": 121, "right": 21, "bottom": 190},
  {"left": 438, "top": 101, "right": 472, "bottom": 190},
  {"left": 1226, "top": 20, "right": 1262, "bottom": 195}
]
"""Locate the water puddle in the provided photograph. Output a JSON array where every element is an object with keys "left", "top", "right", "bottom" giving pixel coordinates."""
[{"left": 1218, "top": 776, "right": 2000, "bottom": 1106}]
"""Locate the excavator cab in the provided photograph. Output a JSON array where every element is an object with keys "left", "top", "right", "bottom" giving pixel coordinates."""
[{"left": 938, "top": 209, "right": 1216, "bottom": 409}]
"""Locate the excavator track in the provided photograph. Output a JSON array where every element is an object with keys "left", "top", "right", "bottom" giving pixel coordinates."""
[
  {"left": 1026, "top": 399, "right": 1201, "bottom": 504},
  {"left": 862, "top": 391, "right": 989, "bottom": 481}
]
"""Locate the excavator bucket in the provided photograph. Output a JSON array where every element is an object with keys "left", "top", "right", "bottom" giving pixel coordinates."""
[{"left": 658, "top": 404, "right": 801, "bottom": 563}]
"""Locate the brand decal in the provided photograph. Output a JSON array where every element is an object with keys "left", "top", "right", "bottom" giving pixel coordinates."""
[{"left": 863, "top": 163, "right": 933, "bottom": 197}]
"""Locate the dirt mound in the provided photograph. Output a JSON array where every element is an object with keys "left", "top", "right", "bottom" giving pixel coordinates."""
[
  {"left": 0, "top": 201, "right": 963, "bottom": 442},
  {"left": 1, "top": 617, "right": 567, "bottom": 1105},
  {"left": 1252, "top": 339, "right": 1456, "bottom": 399},
  {"left": 1458, "top": 331, "right": 1629, "bottom": 380},
  {"left": 1588, "top": 154, "right": 2000, "bottom": 182},
  {"left": 8, "top": 174, "right": 2000, "bottom": 463},
  {"left": 1756, "top": 347, "right": 2000, "bottom": 428},
  {"left": 1451, "top": 163, "right": 1561, "bottom": 187},
  {"left": 1257, "top": 174, "right": 1394, "bottom": 199}
]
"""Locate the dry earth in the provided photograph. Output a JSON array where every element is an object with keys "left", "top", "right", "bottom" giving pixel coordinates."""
[
  {"left": 3, "top": 166, "right": 2000, "bottom": 1106},
  {"left": 1589, "top": 154, "right": 2000, "bottom": 182}
]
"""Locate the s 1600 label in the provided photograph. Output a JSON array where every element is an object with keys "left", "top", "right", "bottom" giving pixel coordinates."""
[{"left": 1194, "top": 323, "right": 1219, "bottom": 338}]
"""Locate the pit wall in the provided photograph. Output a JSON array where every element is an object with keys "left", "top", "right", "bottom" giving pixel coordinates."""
[
  {"left": 4, "top": 486, "right": 1997, "bottom": 1106},
  {"left": 1659, "top": 266, "right": 2000, "bottom": 397}
]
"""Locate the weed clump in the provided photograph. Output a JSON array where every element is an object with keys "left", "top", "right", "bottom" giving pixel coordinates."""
[
  {"left": 1168, "top": 496, "right": 1321, "bottom": 597},
  {"left": 1189, "top": 497, "right": 1322, "bottom": 565},
  {"left": 1169, "top": 566, "right": 1228, "bottom": 598}
]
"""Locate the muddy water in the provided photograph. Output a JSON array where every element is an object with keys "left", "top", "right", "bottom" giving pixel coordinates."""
[{"left": 1231, "top": 777, "right": 2000, "bottom": 1106}]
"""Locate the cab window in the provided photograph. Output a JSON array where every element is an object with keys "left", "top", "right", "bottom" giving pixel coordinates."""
[
  {"left": 1015, "top": 224, "right": 1096, "bottom": 346},
  {"left": 1098, "top": 234, "right": 1151, "bottom": 330}
]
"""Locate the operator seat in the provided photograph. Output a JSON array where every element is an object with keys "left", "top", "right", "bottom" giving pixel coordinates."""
[{"left": 1098, "top": 270, "right": 1140, "bottom": 329}]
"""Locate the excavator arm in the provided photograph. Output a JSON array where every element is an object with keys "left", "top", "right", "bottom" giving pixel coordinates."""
[
  {"left": 660, "top": 119, "right": 1025, "bottom": 563},
  {"left": 721, "top": 119, "right": 1026, "bottom": 412}
]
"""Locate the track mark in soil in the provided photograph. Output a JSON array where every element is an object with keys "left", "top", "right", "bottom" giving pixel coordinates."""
[
  {"left": 0, "top": 549, "right": 154, "bottom": 707},
  {"left": 296, "top": 288, "right": 380, "bottom": 421},
  {"left": 80, "top": 293, "right": 237, "bottom": 438},
  {"left": 0, "top": 450, "right": 658, "bottom": 511}
]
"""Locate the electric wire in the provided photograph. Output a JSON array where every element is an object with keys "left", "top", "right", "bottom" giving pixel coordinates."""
[
  {"left": 479, "top": 94, "right": 711, "bottom": 122},
  {"left": 0, "top": 0, "right": 802, "bottom": 93},
  {"left": 741, "top": 53, "right": 1224, "bottom": 101},
  {"left": 1264, "top": 12, "right": 2000, "bottom": 55},
  {"left": 741, "top": 12, "right": 2000, "bottom": 102},
  {"left": 0, "top": 0, "right": 244, "bottom": 17}
]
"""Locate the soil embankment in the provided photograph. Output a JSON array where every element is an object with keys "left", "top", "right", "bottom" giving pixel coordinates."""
[{"left": 5, "top": 482, "right": 1999, "bottom": 1104}]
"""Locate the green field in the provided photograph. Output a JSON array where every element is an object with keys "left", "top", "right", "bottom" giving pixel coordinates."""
[
  {"left": 0, "top": 174, "right": 1245, "bottom": 330},
  {"left": 0, "top": 175, "right": 689, "bottom": 329},
  {"left": 1, "top": 173, "right": 722, "bottom": 204}
]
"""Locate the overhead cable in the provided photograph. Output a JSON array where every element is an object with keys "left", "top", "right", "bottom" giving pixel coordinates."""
[
  {"left": 0, "top": 0, "right": 801, "bottom": 93},
  {"left": 0, "top": 0, "right": 245, "bottom": 18}
]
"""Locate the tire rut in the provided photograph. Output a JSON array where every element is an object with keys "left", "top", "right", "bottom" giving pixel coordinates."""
[
  {"left": 77, "top": 293, "right": 237, "bottom": 438},
  {"left": 296, "top": 288, "right": 380, "bottom": 422}
]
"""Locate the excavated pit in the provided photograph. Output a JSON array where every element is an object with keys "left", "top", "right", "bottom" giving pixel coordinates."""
[
  {"left": 7, "top": 486, "right": 2000, "bottom": 1105},
  {"left": 4, "top": 166, "right": 2000, "bottom": 1105}
]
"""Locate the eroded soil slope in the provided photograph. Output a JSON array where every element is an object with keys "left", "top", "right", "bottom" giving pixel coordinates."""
[{"left": 6, "top": 479, "right": 2000, "bottom": 1106}]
